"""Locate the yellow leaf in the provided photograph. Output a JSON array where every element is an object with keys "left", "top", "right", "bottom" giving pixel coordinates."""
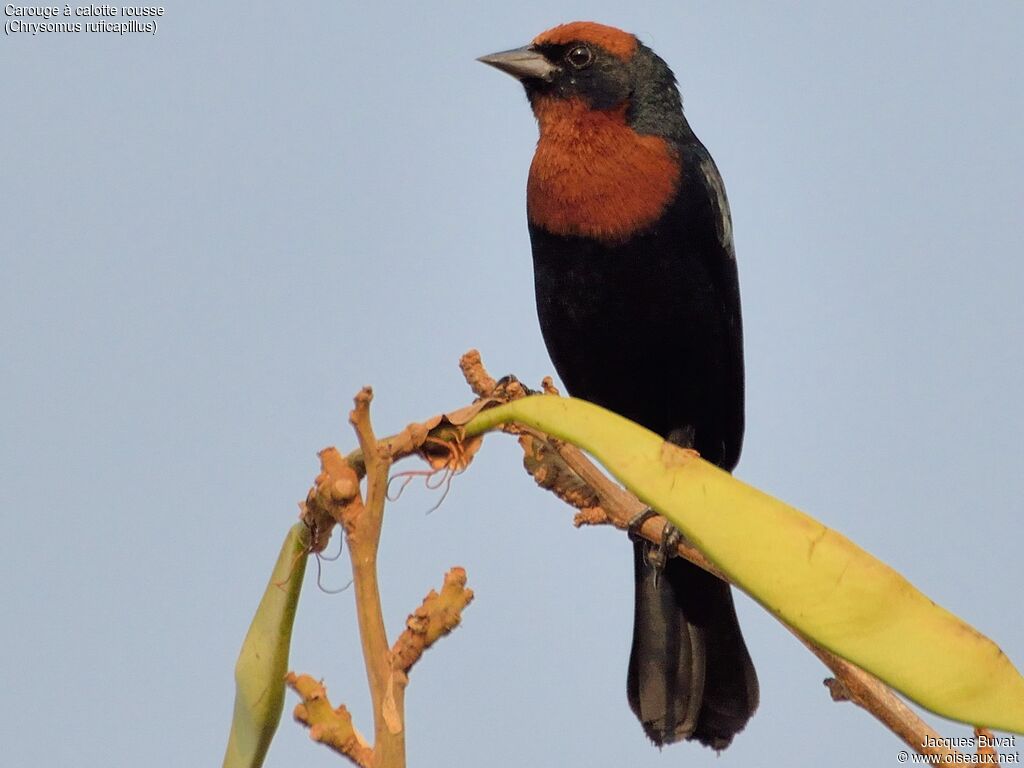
[{"left": 466, "top": 395, "right": 1024, "bottom": 734}]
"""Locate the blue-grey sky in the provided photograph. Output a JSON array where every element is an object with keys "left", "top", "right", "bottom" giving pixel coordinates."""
[{"left": 2, "top": 3, "right": 1022, "bottom": 767}]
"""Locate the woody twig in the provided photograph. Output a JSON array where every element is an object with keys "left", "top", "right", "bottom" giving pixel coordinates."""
[
  {"left": 290, "top": 350, "right": 1006, "bottom": 764},
  {"left": 288, "top": 388, "right": 474, "bottom": 768},
  {"left": 455, "top": 349, "right": 974, "bottom": 763}
]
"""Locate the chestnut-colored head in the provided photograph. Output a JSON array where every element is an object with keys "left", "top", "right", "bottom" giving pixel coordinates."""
[
  {"left": 479, "top": 22, "right": 695, "bottom": 242},
  {"left": 478, "top": 21, "right": 691, "bottom": 142}
]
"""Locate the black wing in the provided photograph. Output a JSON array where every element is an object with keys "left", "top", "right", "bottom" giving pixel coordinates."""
[{"left": 670, "top": 140, "right": 745, "bottom": 470}]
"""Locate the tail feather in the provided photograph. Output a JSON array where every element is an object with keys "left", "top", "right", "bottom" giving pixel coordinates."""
[{"left": 626, "top": 541, "right": 758, "bottom": 748}]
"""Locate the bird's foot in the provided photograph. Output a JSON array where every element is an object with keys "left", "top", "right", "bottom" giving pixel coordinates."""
[
  {"left": 493, "top": 374, "right": 537, "bottom": 398},
  {"left": 626, "top": 507, "right": 659, "bottom": 541},
  {"left": 649, "top": 523, "right": 682, "bottom": 571},
  {"left": 627, "top": 508, "right": 682, "bottom": 582}
]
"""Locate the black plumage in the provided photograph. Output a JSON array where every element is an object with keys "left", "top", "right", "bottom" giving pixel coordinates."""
[{"left": 481, "top": 22, "right": 759, "bottom": 749}]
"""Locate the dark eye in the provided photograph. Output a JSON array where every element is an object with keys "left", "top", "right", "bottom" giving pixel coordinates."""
[{"left": 565, "top": 45, "right": 593, "bottom": 69}]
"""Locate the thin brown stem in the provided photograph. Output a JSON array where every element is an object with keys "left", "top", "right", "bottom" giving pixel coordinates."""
[
  {"left": 806, "top": 645, "right": 960, "bottom": 761},
  {"left": 528, "top": 406, "right": 968, "bottom": 761},
  {"left": 348, "top": 387, "right": 405, "bottom": 767},
  {"left": 456, "top": 349, "right": 971, "bottom": 761},
  {"left": 298, "top": 350, "right": 984, "bottom": 762},
  {"left": 287, "top": 673, "right": 374, "bottom": 767},
  {"left": 293, "top": 393, "right": 476, "bottom": 767}
]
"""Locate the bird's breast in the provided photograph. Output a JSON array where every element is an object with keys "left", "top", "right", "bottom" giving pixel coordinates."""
[{"left": 527, "top": 97, "right": 681, "bottom": 244}]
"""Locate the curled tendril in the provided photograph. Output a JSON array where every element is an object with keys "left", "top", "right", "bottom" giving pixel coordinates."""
[
  {"left": 386, "top": 464, "right": 463, "bottom": 515},
  {"left": 273, "top": 518, "right": 352, "bottom": 594},
  {"left": 317, "top": 529, "right": 344, "bottom": 562},
  {"left": 424, "top": 464, "right": 461, "bottom": 515},
  {"left": 314, "top": 551, "right": 353, "bottom": 595},
  {"left": 304, "top": 518, "right": 352, "bottom": 593},
  {"left": 385, "top": 433, "right": 473, "bottom": 514},
  {"left": 386, "top": 469, "right": 433, "bottom": 502}
]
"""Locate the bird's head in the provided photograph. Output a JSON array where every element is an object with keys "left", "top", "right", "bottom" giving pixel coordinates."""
[
  {"left": 479, "top": 22, "right": 693, "bottom": 242},
  {"left": 478, "top": 21, "right": 689, "bottom": 143}
]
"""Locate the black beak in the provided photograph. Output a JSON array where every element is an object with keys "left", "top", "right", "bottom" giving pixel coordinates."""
[{"left": 477, "top": 46, "right": 558, "bottom": 82}]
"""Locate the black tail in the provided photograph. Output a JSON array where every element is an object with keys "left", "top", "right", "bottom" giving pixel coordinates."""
[{"left": 626, "top": 541, "right": 759, "bottom": 749}]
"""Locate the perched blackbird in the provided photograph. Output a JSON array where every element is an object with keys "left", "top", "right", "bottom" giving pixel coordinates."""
[{"left": 479, "top": 21, "right": 758, "bottom": 749}]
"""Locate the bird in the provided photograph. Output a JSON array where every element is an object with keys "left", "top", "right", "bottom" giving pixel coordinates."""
[{"left": 478, "top": 21, "right": 758, "bottom": 749}]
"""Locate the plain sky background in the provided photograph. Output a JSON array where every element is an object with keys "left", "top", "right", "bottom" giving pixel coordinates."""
[{"left": 2, "top": 2, "right": 1022, "bottom": 767}]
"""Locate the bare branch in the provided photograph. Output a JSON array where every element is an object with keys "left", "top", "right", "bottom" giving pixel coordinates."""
[
  {"left": 287, "top": 673, "right": 373, "bottom": 768},
  {"left": 290, "top": 349, "right": 996, "bottom": 763},
  {"left": 346, "top": 388, "right": 405, "bottom": 766},
  {"left": 392, "top": 568, "right": 475, "bottom": 674},
  {"left": 456, "top": 350, "right": 972, "bottom": 761},
  {"left": 291, "top": 391, "right": 478, "bottom": 768}
]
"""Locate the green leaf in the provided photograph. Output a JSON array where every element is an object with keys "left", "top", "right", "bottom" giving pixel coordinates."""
[
  {"left": 223, "top": 523, "right": 309, "bottom": 768},
  {"left": 467, "top": 395, "right": 1024, "bottom": 734}
]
